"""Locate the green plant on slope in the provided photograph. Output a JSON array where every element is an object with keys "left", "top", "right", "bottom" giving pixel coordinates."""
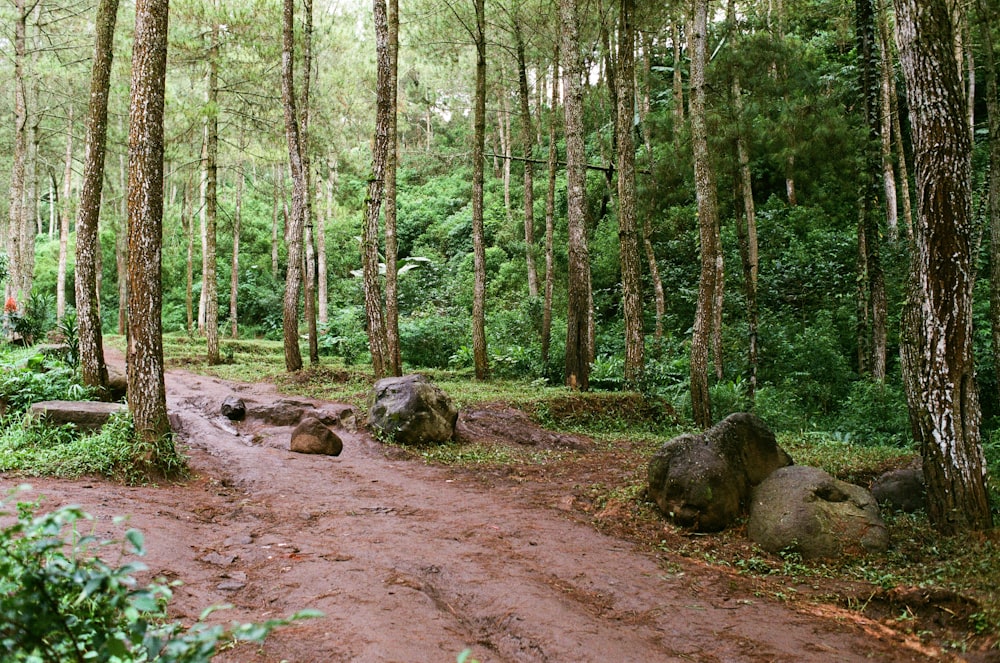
[{"left": 0, "top": 490, "right": 319, "bottom": 662}]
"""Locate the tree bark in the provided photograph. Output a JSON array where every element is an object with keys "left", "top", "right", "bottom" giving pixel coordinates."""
[
  {"left": 471, "top": 0, "right": 489, "bottom": 381},
  {"left": 126, "top": 0, "right": 171, "bottom": 460},
  {"left": 318, "top": 158, "right": 334, "bottom": 326},
  {"left": 231, "top": 164, "right": 243, "bottom": 339},
  {"left": 57, "top": 108, "right": 74, "bottom": 320},
  {"left": 672, "top": 21, "right": 684, "bottom": 148},
  {"left": 541, "top": 39, "right": 560, "bottom": 367},
  {"left": 689, "top": 0, "right": 722, "bottom": 428},
  {"left": 514, "top": 19, "right": 539, "bottom": 300},
  {"left": 280, "top": 0, "right": 306, "bottom": 372},
  {"left": 616, "top": 0, "right": 644, "bottom": 385},
  {"left": 75, "top": 0, "right": 118, "bottom": 393},
  {"left": 204, "top": 22, "right": 220, "bottom": 365},
  {"left": 116, "top": 141, "right": 128, "bottom": 336},
  {"left": 384, "top": 0, "right": 401, "bottom": 375},
  {"left": 733, "top": 75, "right": 759, "bottom": 404},
  {"left": 183, "top": 181, "right": 193, "bottom": 334},
  {"left": 364, "top": 0, "right": 391, "bottom": 377},
  {"left": 977, "top": 0, "right": 1000, "bottom": 409},
  {"left": 894, "top": 0, "right": 993, "bottom": 533},
  {"left": 876, "top": 0, "right": 898, "bottom": 241},
  {"left": 562, "top": 0, "right": 590, "bottom": 390},
  {"left": 300, "top": 0, "right": 318, "bottom": 366},
  {"left": 6, "top": 0, "right": 29, "bottom": 305}
]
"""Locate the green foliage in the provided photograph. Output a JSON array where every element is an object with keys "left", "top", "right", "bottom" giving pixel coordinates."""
[
  {"left": 0, "top": 359, "right": 93, "bottom": 420},
  {"left": 4, "top": 292, "right": 56, "bottom": 347},
  {"left": 317, "top": 307, "right": 369, "bottom": 365},
  {"left": 57, "top": 311, "right": 80, "bottom": 369},
  {"left": 399, "top": 313, "right": 468, "bottom": 369},
  {"left": 0, "top": 492, "right": 319, "bottom": 662},
  {"left": 0, "top": 412, "right": 184, "bottom": 485}
]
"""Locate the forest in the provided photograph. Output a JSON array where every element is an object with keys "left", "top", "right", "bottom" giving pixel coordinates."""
[{"left": 1, "top": 0, "right": 999, "bottom": 542}]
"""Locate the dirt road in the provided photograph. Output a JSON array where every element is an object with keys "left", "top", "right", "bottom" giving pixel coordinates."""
[{"left": 5, "top": 366, "right": 941, "bottom": 662}]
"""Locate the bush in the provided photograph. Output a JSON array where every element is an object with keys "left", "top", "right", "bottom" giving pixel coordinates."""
[
  {"left": 0, "top": 491, "right": 318, "bottom": 662},
  {"left": 835, "top": 379, "right": 911, "bottom": 446},
  {"left": 400, "top": 313, "right": 468, "bottom": 369},
  {"left": 3, "top": 291, "right": 55, "bottom": 346}
]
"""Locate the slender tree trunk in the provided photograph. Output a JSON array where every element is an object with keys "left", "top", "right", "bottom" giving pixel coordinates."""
[
  {"left": 895, "top": 0, "right": 993, "bottom": 533},
  {"left": 690, "top": 0, "right": 722, "bottom": 428},
  {"left": 318, "top": 158, "right": 334, "bottom": 326},
  {"left": 562, "top": 0, "right": 590, "bottom": 390},
  {"left": 75, "top": 0, "right": 118, "bottom": 392},
  {"left": 197, "top": 128, "right": 208, "bottom": 334},
  {"left": 6, "top": 0, "right": 29, "bottom": 304},
  {"left": 281, "top": 0, "right": 306, "bottom": 372},
  {"left": 876, "top": 0, "right": 898, "bottom": 241},
  {"left": 204, "top": 23, "right": 220, "bottom": 365},
  {"left": 857, "top": 0, "right": 888, "bottom": 382},
  {"left": 364, "top": 0, "right": 391, "bottom": 377},
  {"left": 977, "top": 0, "right": 1000, "bottom": 406},
  {"left": 639, "top": 32, "right": 666, "bottom": 348},
  {"left": 541, "top": 39, "right": 559, "bottom": 367},
  {"left": 300, "top": 0, "right": 318, "bottom": 366},
  {"left": 471, "top": 0, "right": 489, "bottom": 380},
  {"left": 117, "top": 141, "right": 128, "bottom": 335},
  {"left": 514, "top": 20, "right": 539, "bottom": 299},
  {"left": 48, "top": 175, "right": 57, "bottom": 239},
  {"left": 616, "top": 0, "right": 644, "bottom": 385},
  {"left": 733, "top": 75, "right": 759, "bottom": 403},
  {"left": 272, "top": 164, "right": 281, "bottom": 279},
  {"left": 57, "top": 109, "right": 74, "bottom": 319},
  {"left": 183, "top": 181, "right": 193, "bottom": 334},
  {"left": 231, "top": 164, "right": 243, "bottom": 339},
  {"left": 672, "top": 21, "right": 684, "bottom": 147},
  {"left": 890, "top": 66, "right": 914, "bottom": 240},
  {"left": 384, "top": 0, "right": 401, "bottom": 375},
  {"left": 127, "top": 0, "right": 171, "bottom": 460}
]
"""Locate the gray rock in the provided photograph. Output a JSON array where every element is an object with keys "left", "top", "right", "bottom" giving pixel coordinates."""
[
  {"left": 221, "top": 396, "right": 247, "bottom": 421},
  {"left": 368, "top": 374, "right": 457, "bottom": 445},
  {"left": 105, "top": 367, "right": 128, "bottom": 402},
  {"left": 871, "top": 468, "right": 925, "bottom": 513},
  {"left": 290, "top": 416, "right": 343, "bottom": 455},
  {"left": 647, "top": 413, "right": 792, "bottom": 531},
  {"left": 748, "top": 465, "right": 889, "bottom": 559},
  {"left": 28, "top": 400, "right": 128, "bottom": 432}
]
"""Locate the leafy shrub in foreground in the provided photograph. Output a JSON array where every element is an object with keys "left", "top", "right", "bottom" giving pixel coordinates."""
[
  {"left": 0, "top": 359, "right": 93, "bottom": 420},
  {"left": 0, "top": 491, "right": 318, "bottom": 662}
]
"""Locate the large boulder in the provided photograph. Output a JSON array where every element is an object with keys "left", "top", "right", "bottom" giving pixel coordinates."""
[
  {"left": 647, "top": 413, "right": 792, "bottom": 531},
  {"left": 871, "top": 467, "right": 925, "bottom": 513},
  {"left": 220, "top": 396, "right": 247, "bottom": 421},
  {"left": 748, "top": 465, "right": 889, "bottom": 559},
  {"left": 369, "top": 374, "right": 457, "bottom": 445},
  {"left": 290, "top": 417, "right": 343, "bottom": 455}
]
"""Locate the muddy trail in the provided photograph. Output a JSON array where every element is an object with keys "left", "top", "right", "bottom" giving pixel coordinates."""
[{"left": 4, "top": 363, "right": 946, "bottom": 662}]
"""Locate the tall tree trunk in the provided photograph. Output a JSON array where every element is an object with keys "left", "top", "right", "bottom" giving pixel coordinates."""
[
  {"left": 690, "top": 0, "right": 722, "bottom": 428},
  {"left": 541, "top": 39, "right": 559, "bottom": 367},
  {"left": 75, "top": 0, "right": 119, "bottom": 392},
  {"left": 183, "top": 181, "right": 193, "bottom": 334},
  {"left": 733, "top": 75, "right": 759, "bottom": 404},
  {"left": 117, "top": 141, "right": 128, "bottom": 336},
  {"left": 384, "top": 0, "right": 401, "bottom": 375},
  {"left": 876, "top": 0, "right": 898, "bottom": 241},
  {"left": 300, "top": 0, "right": 318, "bottom": 366},
  {"left": 231, "top": 164, "right": 243, "bottom": 339},
  {"left": 894, "top": 0, "right": 993, "bottom": 533},
  {"left": 616, "top": 0, "right": 644, "bottom": 385},
  {"left": 272, "top": 164, "right": 282, "bottom": 279},
  {"left": 281, "top": 0, "right": 306, "bottom": 372},
  {"left": 514, "top": 20, "right": 539, "bottom": 300},
  {"left": 672, "top": 21, "right": 685, "bottom": 148},
  {"left": 640, "top": 31, "right": 666, "bottom": 348},
  {"left": 364, "top": 0, "right": 391, "bottom": 377},
  {"left": 978, "top": 0, "right": 1000, "bottom": 407},
  {"left": 890, "top": 64, "right": 914, "bottom": 239},
  {"left": 6, "top": 0, "right": 29, "bottom": 305},
  {"left": 318, "top": 158, "right": 334, "bottom": 326},
  {"left": 127, "top": 0, "right": 171, "bottom": 461},
  {"left": 57, "top": 109, "right": 74, "bottom": 319},
  {"left": 197, "top": 128, "right": 208, "bottom": 334},
  {"left": 471, "top": 0, "right": 489, "bottom": 380},
  {"left": 857, "top": 0, "right": 888, "bottom": 382},
  {"left": 204, "top": 23, "right": 220, "bottom": 365},
  {"left": 562, "top": 0, "right": 590, "bottom": 390}
]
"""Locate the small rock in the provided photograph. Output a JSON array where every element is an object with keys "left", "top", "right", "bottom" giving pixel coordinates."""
[
  {"left": 871, "top": 468, "right": 925, "bottom": 513},
  {"left": 216, "top": 579, "right": 246, "bottom": 592},
  {"left": 200, "top": 552, "right": 237, "bottom": 567},
  {"left": 290, "top": 416, "right": 343, "bottom": 455},
  {"left": 221, "top": 396, "right": 247, "bottom": 421}
]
